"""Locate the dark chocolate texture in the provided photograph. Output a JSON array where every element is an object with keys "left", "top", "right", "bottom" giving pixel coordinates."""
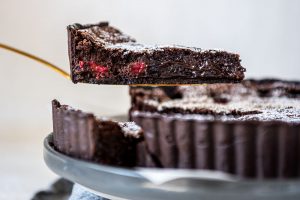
[
  {"left": 68, "top": 22, "right": 245, "bottom": 85},
  {"left": 130, "top": 79, "right": 300, "bottom": 178},
  {"left": 130, "top": 79, "right": 300, "bottom": 122},
  {"left": 52, "top": 100, "right": 143, "bottom": 167}
]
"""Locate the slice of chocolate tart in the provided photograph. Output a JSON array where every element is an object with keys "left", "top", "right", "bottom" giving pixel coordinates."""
[
  {"left": 52, "top": 100, "right": 143, "bottom": 167},
  {"left": 68, "top": 22, "right": 245, "bottom": 85}
]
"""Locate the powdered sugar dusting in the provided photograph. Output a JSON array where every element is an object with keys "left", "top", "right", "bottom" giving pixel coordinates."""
[
  {"left": 79, "top": 25, "right": 229, "bottom": 54},
  {"left": 106, "top": 43, "right": 204, "bottom": 53},
  {"left": 142, "top": 84, "right": 300, "bottom": 123},
  {"left": 118, "top": 122, "right": 143, "bottom": 138},
  {"left": 79, "top": 26, "right": 135, "bottom": 45}
]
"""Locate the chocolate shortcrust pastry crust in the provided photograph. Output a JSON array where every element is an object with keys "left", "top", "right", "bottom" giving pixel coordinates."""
[{"left": 52, "top": 100, "right": 143, "bottom": 167}]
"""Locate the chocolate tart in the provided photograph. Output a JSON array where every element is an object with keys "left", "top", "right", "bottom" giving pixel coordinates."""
[
  {"left": 129, "top": 79, "right": 300, "bottom": 178},
  {"left": 67, "top": 22, "right": 245, "bottom": 85},
  {"left": 52, "top": 100, "right": 143, "bottom": 167}
]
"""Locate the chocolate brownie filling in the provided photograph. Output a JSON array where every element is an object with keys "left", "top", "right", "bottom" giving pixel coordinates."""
[
  {"left": 68, "top": 22, "right": 245, "bottom": 85},
  {"left": 130, "top": 79, "right": 300, "bottom": 122}
]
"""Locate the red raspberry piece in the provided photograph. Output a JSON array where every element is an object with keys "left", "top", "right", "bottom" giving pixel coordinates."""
[
  {"left": 88, "top": 61, "right": 109, "bottom": 79},
  {"left": 130, "top": 62, "right": 146, "bottom": 75},
  {"left": 89, "top": 61, "right": 97, "bottom": 68},
  {"left": 79, "top": 61, "right": 84, "bottom": 69}
]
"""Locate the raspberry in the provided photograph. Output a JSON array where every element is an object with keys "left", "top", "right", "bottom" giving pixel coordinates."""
[
  {"left": 89, "top": 61, "right": 97, "bottom": 68},
  {"left": 130, "top": 62, "right": 146, "bottom": 75},
  {"left": 79, "top": 61, "right": 84, "bottom": 69},
  {"left": 88, "top": 61, "right": 109, "bottom": 79}
]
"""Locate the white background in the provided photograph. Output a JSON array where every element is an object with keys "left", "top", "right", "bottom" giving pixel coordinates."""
[{"left": 0, "top": 0, "right": 299, "bottom": 199}]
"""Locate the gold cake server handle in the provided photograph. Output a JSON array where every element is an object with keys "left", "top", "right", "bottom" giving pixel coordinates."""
[{"left": 0, "top": 43, "right": 70, "bottom": 80}]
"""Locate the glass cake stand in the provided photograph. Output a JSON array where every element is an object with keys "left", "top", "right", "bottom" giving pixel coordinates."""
[{"left": 44, "top": 134, "right": 300, "bottom": 200}]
